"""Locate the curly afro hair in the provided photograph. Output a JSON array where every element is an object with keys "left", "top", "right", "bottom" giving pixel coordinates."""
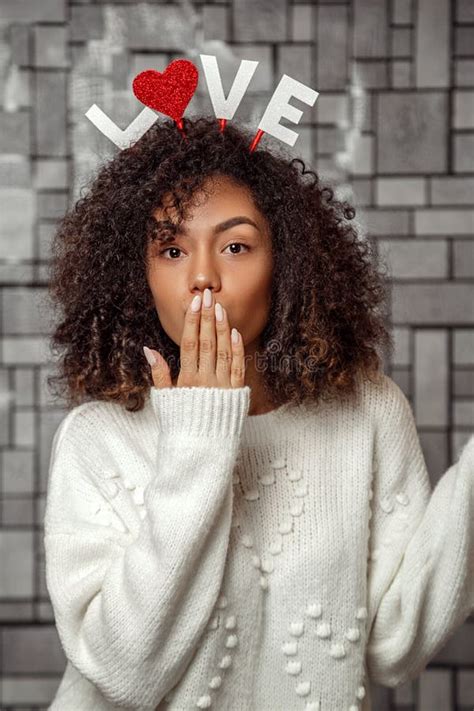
[{"left": 46, "top": 115, "right": 394, "bottom": 413}]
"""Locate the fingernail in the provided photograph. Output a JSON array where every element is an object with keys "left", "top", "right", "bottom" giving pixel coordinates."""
[
  {"left": 143, "top": 345, "right": 157, "bottom": 366},
  {"left": 231, "top": 328, "right": 239, "bottom": 344},
  {"left": 191, "top": 294, "right": 201, "bottom": 312},
  {"left": 203, "top": 288, "right": 212, "bottom": 308},
  {"left": 215, "top": 302, "right": 224, "bottom": 322}
]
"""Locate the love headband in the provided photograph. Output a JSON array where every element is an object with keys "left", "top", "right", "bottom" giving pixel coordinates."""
[{"left": 85, "top": 55, "right": 319, "bottom": 152}]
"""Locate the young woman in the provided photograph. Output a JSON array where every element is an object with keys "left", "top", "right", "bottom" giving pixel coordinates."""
[{"left": 44, "top": 116, "right": 474, "bottom": 711}]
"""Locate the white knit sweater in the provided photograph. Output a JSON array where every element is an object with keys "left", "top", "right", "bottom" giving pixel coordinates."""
[{"left": 43, "top": 373, "right": 474, "bottom": 711}]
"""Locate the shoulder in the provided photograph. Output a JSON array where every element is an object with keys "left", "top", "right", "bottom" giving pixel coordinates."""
[
  {"left": 357, "top": 371, "right": 413, "bottom": 423},
  {"left": 50, "top": 395, "right": 157, "bottom": 470},
  {"left": 300, "top": 372, "right": 412, "bottom": 438},
  {"left": 51, "top": 400, "right": 115, "bottom": 452},
  {"left": 51, "top": 398, "right": 143, "bottom": 460},
  {"left": 354, "top": 373, "right": 422, "bottom": 465}
]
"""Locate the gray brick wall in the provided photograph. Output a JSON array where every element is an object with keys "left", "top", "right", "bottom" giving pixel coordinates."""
[{"left": 0, "top": 1, "right": 472, "bottom": 709}]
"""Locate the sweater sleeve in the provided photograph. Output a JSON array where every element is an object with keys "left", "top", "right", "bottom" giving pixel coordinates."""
[
  {"left": 44, "top": 385, "right": 250, "bottom": 710},
  {"left": 365, "top": 375, "right": 474, "bottom": 688}
]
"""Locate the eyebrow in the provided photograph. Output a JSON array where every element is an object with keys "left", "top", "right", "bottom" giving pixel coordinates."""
[{"left": 157, "top": 216, "right": 261, "bottom": 238}]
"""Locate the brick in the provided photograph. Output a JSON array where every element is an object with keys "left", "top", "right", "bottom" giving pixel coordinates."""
[
  {"left": 277, "top": 45, "right": 312, "bottom": 88},
  {"left": 229, "top": 45, "right": 273, "bottom": 93},
  {"left": 392, "top": 326, "right": 410, "bottom": 366},
  {"left": 394, "top": 680, "right": 415, "bottom": 705},
  {"left": 359, "top": 93, "right": 373, "bottom": 132},
  {"left": 453, "top": 90, "right": 474, "bottom": 129},
  {"left": 125, "top": 5, "right": 193, "bottom": 50},
  {"left": 316, "top": 127, "right": 344, "bottom": 154},
  {"left": 419, "top": 666, "right": 452, "bottom": 710},
  {"left": 454, "top": 400, "right": 474, "bottom": 427},
  {"left": 313, "top": 93, "right": 348, "bottom": 124},
  {"left": 418, "top": 431, "right": 449, "bottom": 486},
  {"left": 34, "top": 25, "right": 69, "bottom": 68},
  {"left": 391, "top": 28, "right": 412, "bottom": 58},
  {"left": 233, "top": 0, "right": 286, "bottom": 42},
  {"left": 455, "top": 27, "right": 474, "bottom": 56},
  {"left": 358, "top": 208, "right": 410, "bottom": 235},
  {"left": 34, "top": 160, "right": 68, "bottom": 190},
  {"left": 3, "top": 288, "right": 52, "bottom": 335},
  {"left": 351, "top": 134, "right": 374, "bottom": 176},
  {"left": 316, "top": 5, "right": 348, "bottom": 90},
  {"left": 316, "top": 158, "right": 340, "bottom": 183},
  {"left": 350, "top": 178, "right": 372, "bottom": 207},
  {"left": 455, "top": 59, "right": 474, "bottom": 87},
  {"left": 456, "top": 0, "right": 474, "bottom": 23},
  {"left": 291, "top": 5, "right": 314, "bottom": 42},
  {"left": 392, "top": 284, "right": 474, "bottom": 324},
  {"left": 454, "top": 330, "right": 474, "bottom": 365},
  {"left": 12, "top": 68, "right": 32, "bottom": 109},
  {"left": 9, "top": 25, "right": 30, "bottom": 66},
  {"left": 378, "top": 238, "right": 448, "bottom": 278},
  {"left": 458, "top": 669, "right": 474, "bottom": 706},
  {"left": 130, "top": 54, "right": 168, "bottom": 81},
  {"left": 2, "top": 496, "right": 35, "bottom": 525},
  {"left": 13, "top": 367, "right": 35, "bottom": 407},
  {"left": 0, "top": 531, "right": 34, "bottom": 597},
  {"left": 415, "top": 0, "right": 450, "bottom": 88},
  {"left": 3, "top": 627, "right": 66, "bottom": 673},
  {"left": 203, "top": 5, "right": 229, "bottom": 43},
  {"left": 391, "top": 368, "right": 410, "bottom": 395},
  {"left": 431, "top": 177, "right": 474, "bottom": 205},
  {"left": 392, "top": 0, "right": 413, "bottom": 24},
  {"left": 0, "top": 0, "right": 66, "bottom": 22},
  {"left": 2, "top": 336, "right": 50, "bottom": 365},
  {"left": 35, "top": 71, "right": 67, "bottom": 156},
  {"left": 1, "top": 677, "right": 59, "bottom": 705},
  {"left": 375, "top": 177, "right": 426, "bottom": 206},
  {"left": 38, "top": 601, "right": 55, "bottom": 622},
  {"left": 0, "top": 158, "right": 30, "bottom": 187},
  {"left": 0, "top": 189, "right": 35, "bottom": 260},
  {"left": 111, "top": 53, "right": 129, "bottom": 91},
  {"left": 37, "top": 192, "right": 68, "bottom": 221},
  {"left": 453, "top": 431, "right": 474, "bottom": 458},
  {"left": 453, "top": 240, "right": 474, "bottom": 278},
  {"left": 414, "top": 329, "right": 449, "bottom": 427},
  {"left": 453, "top": 369, "right": 474, "bottom": 397},
  {"left": 415, "top": 209, "right": 474, "bottom": 236},
  {"left": 453, "top": 133, "right": 474, "bottom": 173},
  {"left": 392, "top": 60, "right": 412, "bottom": 88},
  {"left": 38, "top": 223, "right": 56, "bottom": 260},
  {"left": 70, "top": 6, "right": 104, "bottom": 42},
  {"left": 353, "top": 0, "right": 388, "bottom": 57},
  {"left": 353, "top": 60, "right": 388, "bottom": 89},
  {"left": 0, "top": 111, "right": 30, "bottom": 155},
  {"left": 0, "top": 263, "right": 34, "bottom": 285},
  {"left": 377, "top": 92, "right": 448, "bottom": 174},
  {"left": 2, "top": 451, "right": 34, "bottom": 495},
  {"left": 10, "top": 408, "right": 36, "bottom": 450}
]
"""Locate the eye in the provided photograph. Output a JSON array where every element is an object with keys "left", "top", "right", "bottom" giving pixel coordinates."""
[
  {"left": 224, "top": 242, "right": 250, "bottom": 255},
  {"left": 158, "top": 243, "right": 250, "bottom": 259},
  {"left": 158, "top": 246, "right": 182, "bottom": 259}
]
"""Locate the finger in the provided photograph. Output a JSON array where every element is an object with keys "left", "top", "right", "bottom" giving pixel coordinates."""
[
  {"left": 179, "top": 294, "right": 201, "bottom": 384},
  {"left": 198, "top": 288, "right": 216, "bottom": 377},
  {"left": 144, "top": 347, "right": 172, "bottom": 389},
  {"left": 214, "top": 302, "right": 232, "bottom": 386},
  {"left": 230, "top": 328, "right": 246, "bottom": 388}
]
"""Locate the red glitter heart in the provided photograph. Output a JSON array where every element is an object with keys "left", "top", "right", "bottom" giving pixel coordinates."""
[{"left": 132, "top": 60, "right": 199, "bottom": 123}]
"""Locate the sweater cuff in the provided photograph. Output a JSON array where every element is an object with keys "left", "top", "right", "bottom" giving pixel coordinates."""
[{"left": 150, "top": 385, "right": 251, "bottom": 438}]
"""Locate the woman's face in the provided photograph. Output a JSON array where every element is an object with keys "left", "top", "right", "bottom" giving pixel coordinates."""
[{"left": 146, "top": 175, "right": 274, "bottom": 359}]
